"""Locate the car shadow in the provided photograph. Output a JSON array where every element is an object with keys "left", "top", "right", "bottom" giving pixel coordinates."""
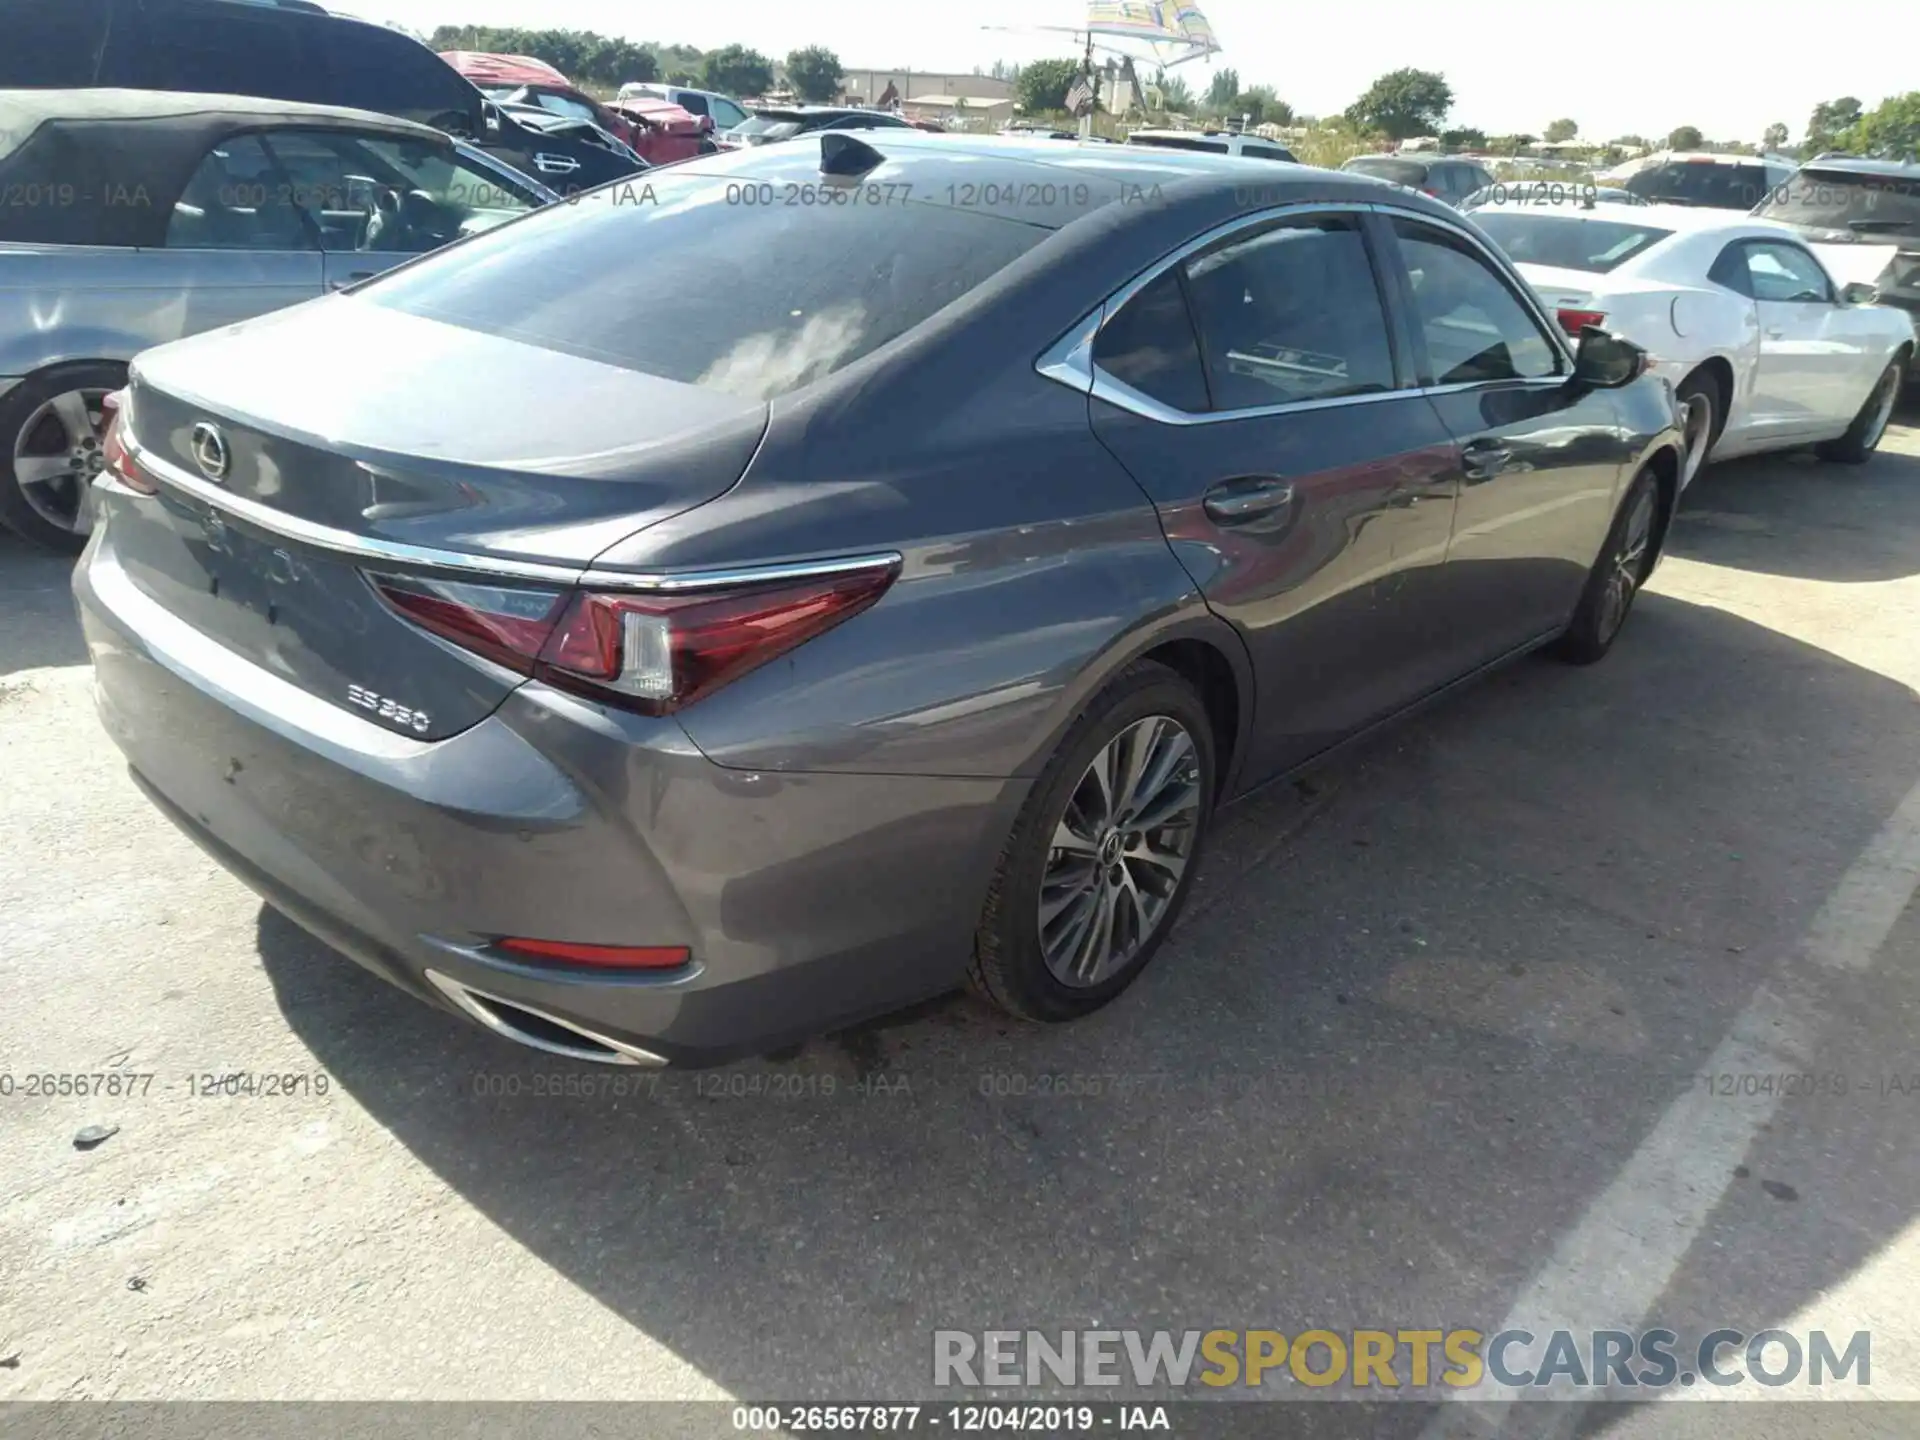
[
  {"left": 255, "top": 576, "right": 1920, "bottom": 1405},
  {"left": 1667, "top": 411, "right": 1920, "bottom": 583},
  {"left": 0, "top": 532, "right": 85, "bottom": 676}
]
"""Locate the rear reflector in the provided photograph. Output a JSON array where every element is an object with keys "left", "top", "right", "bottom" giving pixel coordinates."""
[
  {"left": 369, "top": 559, "right": 899, "bottom": 716},
  {"left": 1556, "top": 307, "right": 1608, "bottom": 337},
  {"left": 496, "top": 938, "right": 690, "bottom": 969}
]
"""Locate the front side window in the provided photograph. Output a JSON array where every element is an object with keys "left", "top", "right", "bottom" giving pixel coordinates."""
[
  {"left": 1390, "top": 218, "right": 1561, "bottom": 384},
  {"left": 1743, "top": 242, "right": 1832, "bottom": 303},
  {"left": 710, "top": 98, "right": 749, "bottom": 130},
  {"left": 1093, "top": 268, "right": 1209, "bottom": 412},
  {"left": 252, "top": 129, "right": 536, "bottom": 254},
  {"left": 1182, "top": 215, "right": 1396, "bottom": 409},
  {"left": 165, "top": 134, "right": 316, "bottom": 251}
]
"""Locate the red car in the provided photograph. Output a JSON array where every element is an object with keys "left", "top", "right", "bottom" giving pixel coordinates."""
[
  {"left": 607, "top": 96, "right": 713, "bottom": 166},
  {"left": 441, "top": 51, "right": 644, "bottom": 152}
]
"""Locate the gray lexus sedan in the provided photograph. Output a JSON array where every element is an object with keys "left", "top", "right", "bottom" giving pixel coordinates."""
[{"left": 76, "top": 133, "right": 1684, "bottom": 1067}]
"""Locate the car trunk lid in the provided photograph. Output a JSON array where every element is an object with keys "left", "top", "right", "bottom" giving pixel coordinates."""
[{"left": 106, "top": 298, "right": 765, "bottom": 740}]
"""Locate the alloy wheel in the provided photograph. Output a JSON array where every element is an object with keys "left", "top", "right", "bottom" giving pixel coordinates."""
[
  {"left": 1038, "top": 714, "right": 1202, "bottom": 988},
  {"left": 1597, "top": 481, "right": 1657, "bottom": 643},
  {"left": 12, "top": 388, "right": 111, "bottom": 533}
]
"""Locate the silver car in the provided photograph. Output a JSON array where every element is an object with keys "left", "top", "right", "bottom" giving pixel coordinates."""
[{"left": 0, "top": 88, "right": 552, "bottom": 551}]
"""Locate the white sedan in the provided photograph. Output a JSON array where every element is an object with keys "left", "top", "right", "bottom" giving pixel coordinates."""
[{"left": 1469, "top": 198, "right": 1915, "bottom": 486}]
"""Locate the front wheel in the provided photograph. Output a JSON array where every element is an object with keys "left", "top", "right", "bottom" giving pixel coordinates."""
[
  {"left": 970, "top": 662, "right": 1217, "bottom": 1022},
  {"left": 1554, "top": 465, "right": 1661, "bottom": 666},
  {"left": 1816, "top": 360, "right": 1903, "bottom": 464}
]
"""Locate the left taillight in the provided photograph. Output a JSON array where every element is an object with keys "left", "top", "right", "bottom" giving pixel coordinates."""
[
  {"left": 368, "top": 561, "right": 898, "bottom": 715},
  {"left": 100, "top": 389, "right": 156, "bottom": 494}
]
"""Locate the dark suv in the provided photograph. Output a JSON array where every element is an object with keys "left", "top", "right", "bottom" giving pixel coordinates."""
[
  {"left": 0, "top": 0, "right": 647, "bottom": 193},
  {"left": 1340, "top": 154, "right": 1494, "bottom": 208},
  {"left": 1752, "top": 155, "right": 1920, "bottom": 373}
]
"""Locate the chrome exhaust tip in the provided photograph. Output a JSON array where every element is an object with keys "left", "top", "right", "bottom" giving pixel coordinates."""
[{"left": 424, "top": 969, "right": 668, "bottom": 1067}]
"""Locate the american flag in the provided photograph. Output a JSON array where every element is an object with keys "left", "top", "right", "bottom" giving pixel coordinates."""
[{"left": 1064, "top": 70, "right": 1094, "bottom": 116}]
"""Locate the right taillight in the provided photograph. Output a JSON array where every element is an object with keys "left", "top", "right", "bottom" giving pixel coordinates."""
[
  {"left": 1557, "top": 307, "right": 1608, "bottom": 337},
  {"left": 537, "top": 565, "right": 899, "bottom": 714},
  {"left": 368, "top": 561, "right": 897, "bottom": 716},
  {"left": 100, "top": 389, "right": 157, "bottom": 495}
]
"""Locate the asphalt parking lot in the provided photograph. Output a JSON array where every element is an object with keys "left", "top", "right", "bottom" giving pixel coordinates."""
[{"left": 4, "top": 405, "right": 1920, "bottom": 1426}]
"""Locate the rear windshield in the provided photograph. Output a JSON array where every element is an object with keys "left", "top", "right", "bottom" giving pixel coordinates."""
[
  {"left": 1126, "top": 135, "right": 1227, "bottom": 154},
  {"left": 1342, "top": 157, "right": 1428, "bottom": 186},
  {"left": 361, "top": 155, "right": 1052, "bottom": 399},
  {"left": 733, "top": 114, "right": 805, "bottom": 139},
  {"left": 1752, "top": 167, "right": 1920, "bottom": 240},
  {"left": 1472, "top": 213, "right": 1673, "bottom": 272},
  {"left": 1623, "top": 161, "right": 1771, "bottom": 209}
]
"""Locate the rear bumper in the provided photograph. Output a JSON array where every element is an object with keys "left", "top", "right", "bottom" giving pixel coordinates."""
[{"left": 77, "top": 532, "right": 1027, "bottom": 1066}]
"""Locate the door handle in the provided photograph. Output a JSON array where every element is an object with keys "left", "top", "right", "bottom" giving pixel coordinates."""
[
  {"left": 1460, "top": 438, "right": 1513, "bottom": 482},
  {"left": 1203, "top": 475, "right": 1295, "bottom": 528},
  {"left": 326, "top": 271, "right": 376, "bottom": 292},
  {"left": 534, "top": 152, "right": 581, "bottom": 174},
  {"left": 1766, "top": 328, "right": 1784, "bottom": 339}
]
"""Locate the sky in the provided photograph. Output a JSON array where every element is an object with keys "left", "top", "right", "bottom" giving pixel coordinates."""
[{"left": 354, "top": 0, "right": 1910, "bottom": 145}]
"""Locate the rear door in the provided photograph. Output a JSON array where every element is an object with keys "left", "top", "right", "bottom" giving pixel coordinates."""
[
  {"left": 1085, "top": 207, "right": 1464, "bottom": 783},
  {"left": 1378, "top": 211, "right": 1627, "bottom": 670},
  {"left": 156, "top": 132, "right": 326, "bottom": 334}
]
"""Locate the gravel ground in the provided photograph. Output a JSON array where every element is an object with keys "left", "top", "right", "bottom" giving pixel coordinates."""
[{"left": 3, "top": 408, "right": 1920, "bottom": 1424}]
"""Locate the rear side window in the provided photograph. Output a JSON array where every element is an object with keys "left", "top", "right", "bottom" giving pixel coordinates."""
[
  {"left": 166, "top": 134, "right": 317, "bottom": 251},
  {"left": 1093, "top": 269, "right": 1209, "bottom": 412},
  {"left": 143, "top": 2, "right": 324, "bottom": 103},
  {"left": 1127, "top": 135, "right": 1228, "bottom": 154},
  {"left": 675, "top": 93, "right": 711, "bottom": 118},
  {"left": 0, "top": 0, "right": 108, "bottom": 85},
  {"left": 324, "top": 24, "right": 482, "bottom": 132},
  {"left": 1624, "top": 161, "right": 1772, "bottom": 209},
  {"left": 362, "top": 157, "right": 1051, "bottom": 399},
  {"left": 1182, "top": 215, "right": 1396, "bottom": 409}
]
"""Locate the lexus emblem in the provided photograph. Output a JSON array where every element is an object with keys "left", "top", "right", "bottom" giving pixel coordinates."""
[{"left": 190, "top": 422, "right": 230, "bottom": 483}]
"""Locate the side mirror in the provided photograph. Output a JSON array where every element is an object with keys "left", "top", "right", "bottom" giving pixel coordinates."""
[
  {"left": 1570, "top": 326, "right": 1647, "bottom": 389},
  {"left": 1840, "top": 281, "right": 1878, "bottom": 306}
]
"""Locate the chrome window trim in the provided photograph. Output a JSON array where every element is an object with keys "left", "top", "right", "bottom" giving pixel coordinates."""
[
  {"left": 122, "top": 432, "right": 901, "bottom": 594},
  {"left": 1033, "top": 198, "right": 1576, "bottom": 427}
]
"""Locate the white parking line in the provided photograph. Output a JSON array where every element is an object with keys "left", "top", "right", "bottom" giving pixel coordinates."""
[{"left": 1421, "top": 773, "right": 1920, "bottom": 1438}]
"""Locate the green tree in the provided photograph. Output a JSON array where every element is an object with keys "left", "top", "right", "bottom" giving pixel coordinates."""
[
  {"left": 1439, "top": 127, "right": 1487, "bottom": 150},
  {"left": 1805, "top": 97, "right": 1861, "bottom": 154},
  {"left": 1609, "top": 134, "right": 1649, "bottom": 149},
  {"left": 1204, "top": 68, "right": 1241, "bottom": 113},
  {"left": 1543, "top": 117, "right": 1578, "bottom": 143},
  {"left": 1344, "top": 68, "right": 1453, "bottom": 141},
  {"left": 1016, "top": 58, "right": 1081, "bottom": 114},
  {"left": 785, "top": 46, "right": 842, "bottom": 103},
  {"left": 1154, "top": 69, "right": 1195, "bottom": 113},
  {"left": 1763, "top": 121, "right": 1790, "bottom": 150},
  {"left": 1230, "top": 85, "right": 1289, "bottom": 126},
  {"left": 1667, "top": 124, "right": 1704, "bottom": 151},
  {"left": 702, "top": 44, "right": 775, "bottom": 99},
  {"left": 1851, "top": 92, "right": 1920, "bottom": 159}
]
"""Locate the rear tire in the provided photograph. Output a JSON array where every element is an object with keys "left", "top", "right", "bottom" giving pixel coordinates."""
[
  {"left": 1816, "top": 360, "right": 1903, "bottom": 464},
  {"left": 1554, "top": 465, "right": 1661, "bottom": 666},
  {"left": 0, "top": 361, "right": 126, "bottom": 555},
  {"left": 970, "top": 661, "right": 1216, "bottom": 1023}
]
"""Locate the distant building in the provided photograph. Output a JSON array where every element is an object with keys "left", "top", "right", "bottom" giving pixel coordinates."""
[
  {"left": 902, "top": 94, "right": 1016, "bottom": 129},
  {"left": 840, "top": 69, "right": 1014, "bottom": 107}
]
